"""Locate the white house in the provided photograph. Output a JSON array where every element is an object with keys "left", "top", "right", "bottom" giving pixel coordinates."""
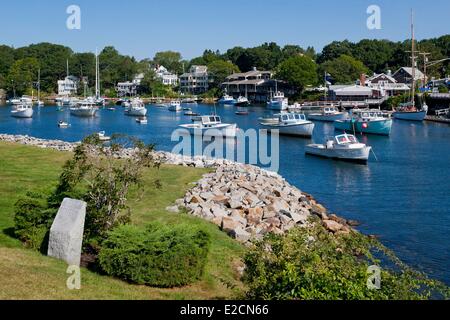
[
  {"left": 358, "top": 72, "right": 410, "bottom": 96},
  {"left": 57, "top": 76, "right": 78, "bottom": 96},
  {"left": 180, "top": 65, "right": 209, "bottom": 94},
  {"left": 116, "top": 74, "right": 144, "bottom": 97},
  {"left": 154, "top": 65, "right": 178, "bottom": 86}
]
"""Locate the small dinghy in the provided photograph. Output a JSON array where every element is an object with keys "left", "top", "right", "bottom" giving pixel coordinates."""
[
  {"left": 184, "top": 110, "right": 199, "bottom": 116},
  {"left": 305, "top": 134, "right": 371, "bottom": 163},
  {"left": 58, "top": 120, "right": 70, "bottom": 128},
  {"left": 97, "top": 131, "right": 111, "bottom": 141},
  {"left": 136, "top": 117, "right": 148, "bottom": 124}
]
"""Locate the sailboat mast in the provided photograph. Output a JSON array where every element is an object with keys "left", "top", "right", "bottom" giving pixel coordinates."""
[
  {"left": 411, "top": 10, "right": 416, "bottom": 108},
  {"left": 37, "top": 69, "right": 40, "bottom": 101}
]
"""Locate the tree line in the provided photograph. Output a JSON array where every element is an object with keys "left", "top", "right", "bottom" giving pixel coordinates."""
[{"left": 1, "top": 35, "right": 449, "bottom": 97}]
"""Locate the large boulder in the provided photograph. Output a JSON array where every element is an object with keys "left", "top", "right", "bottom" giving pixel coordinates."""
[{"left": 47, "top": 198, "right": 87, "bottom": 266}]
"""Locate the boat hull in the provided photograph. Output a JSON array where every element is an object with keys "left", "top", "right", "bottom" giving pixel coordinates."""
[
  {"left": 393, "top": 110, "right": 426, "bottom": 121},
  {"left": 334, "top": 119, "right": 392, "bottom": 136},
  {"left": 70, "top": 108, "right": 97, "bottom": 117},
  {"left": 11, "top": 108, "right": 33, "bottom": 118},
  {"left": 261, "top": 122, "right": 314, "bottom": 137},
  {"left": 267, "top": 101, "right": 288, "bottom": 111},
  {"left": 218, "top": 99, "right": 236, "bottom": 105},
  {"left": 179, "top": 123, "right": 238, "bottom": 137},
  {"left": 307, "top": 112, "right": 347, "bottom": 122},
  {"left": 125, "top": 108, "right": 147, "bottom": 117},
  {"left": 305, "top": 144, "right": 371, "bottom": 163}
]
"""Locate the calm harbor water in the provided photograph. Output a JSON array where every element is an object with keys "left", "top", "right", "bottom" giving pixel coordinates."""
[{"left": 1, "top": 103, "right": 449, "bottom": 284}]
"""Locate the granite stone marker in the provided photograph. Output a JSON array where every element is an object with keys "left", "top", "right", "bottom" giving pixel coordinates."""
[{"left": 48, "top": 198, "right": 86, "bottom": 266}]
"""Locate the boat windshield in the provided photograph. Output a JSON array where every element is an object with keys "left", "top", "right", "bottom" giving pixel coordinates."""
[
  {"left": 280, "top": 113, "right": 305, "bottom": 122},
  {"left": 335, "top": 134, "right": 357, "bottom": 144}
]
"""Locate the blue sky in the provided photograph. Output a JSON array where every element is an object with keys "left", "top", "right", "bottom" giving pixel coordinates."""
[{"left": 1, "top": 0, "right": 449, "bottom": 60}]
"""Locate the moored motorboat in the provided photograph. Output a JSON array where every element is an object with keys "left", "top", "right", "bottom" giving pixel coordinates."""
[
  {"left": 124, "top": 98, "right": 147, "bottom": 117},
  {"left": 235, "top": 96, "right": 249, "bottom": 106},
  {"left": 11, "top": 104, "right": 33, "bottom": 118},
  {"left": 184, "top": 110, "right": 200, "bottom": 116},
  {"left": 179, "top": 115, "right": 238, "bottom": 137},
  {"left": 235, "top": 107, "right": 249, "bottom": 115},
  {"left": 334, "top": 109, "right": 392, "bottom": 136},
  {"left": 97, "top": 131, "right": 111, "bottom": 141},
  {"left": 218, "top": 94, "right": 236, "bottom": 105},
  {"left": 168, "top": 100, "right": 182, "bottom": 111},
  {"left": 58, "top": 120, "right": 70, "bottom": 128},
  {"left": 307, "top": 106, "right": 347, "bottom": 122},
  {"left": 136, "top": 117, "right": 148, "bottom": 124},
  {"left": 259, "top": 112, "right": 314, "bottom": 137},
  {"left": 70, "top": 99, "right": 97, "bottom": 117},
  {"left": 305, "top": 134, "right": 372, "bottom": 163}
]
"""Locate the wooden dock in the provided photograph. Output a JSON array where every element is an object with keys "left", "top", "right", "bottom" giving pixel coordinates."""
[{"left": 425, "top": 116, "right": 450, "bottom": 124}]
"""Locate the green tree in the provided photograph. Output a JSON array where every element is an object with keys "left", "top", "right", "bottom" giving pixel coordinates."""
[
  {"left": 207, "top": 60, "right": 240, "bottom": 88},
  {"left": 153, "top": 51, "right": 183, "bottom": 74},
  {"left": 276, "top": 55, "right": 318, "bottom": 92},
  {"left": 99, "top": 46, "right": 138, "bottom": 90},
  {"left": 318, "top": 40, "right": 355, "bottom": 63},
  {"left": 353, "top": 39, "right": 397, "bottom": 73},
  {"left": 6, "top": 58, "right": 40, "bottom": 96},
  {"left": 320, "top": 54, "right": 369, "bottom": 84}
]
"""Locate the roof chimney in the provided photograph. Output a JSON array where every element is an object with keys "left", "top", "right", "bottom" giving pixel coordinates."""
[
  {"left": 252, "top": 67, "right": 257, "bottom": 71},
  {"left": 360, "top": 74, "right": 366, "bottom": 86}
]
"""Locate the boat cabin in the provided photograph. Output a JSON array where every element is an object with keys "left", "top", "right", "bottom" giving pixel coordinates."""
[
  {"left": 277, "top": 113, "right": 307, "bottom": 123},
  {"left": 323, "top": 106, "right": 339, "bottom": 114},
  {"left": 335, "top": 134, "right": 358, "bottom": 145},
  {"left": 199, "top": 115, "right": 223, "bottom": 126},
  {"left": 352, "top": 109, "right": 385, "bottom": 120}
]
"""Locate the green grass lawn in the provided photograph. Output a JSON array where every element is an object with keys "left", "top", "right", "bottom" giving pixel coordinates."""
[{"left": 0, "top": 142, "right": 245, "bottom": 299}]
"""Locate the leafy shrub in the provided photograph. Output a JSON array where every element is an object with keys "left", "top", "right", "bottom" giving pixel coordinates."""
[
  {"left": 14, "top": 191, "right": 57, "bottom": 251},
  {"left": 243, "top": 224, "right": 449, "bottom": 300},
  {"left": 98, "top": 222, "right": 211, "bottom": 287}
]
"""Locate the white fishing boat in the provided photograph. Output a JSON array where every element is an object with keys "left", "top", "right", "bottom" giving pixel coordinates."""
[
  {"left": 168, "top": 100, "right": 182, "bottom": 111},
  {"left": 258, "top": 116, "right": 281, "bottom": 125},
  {"left": 259, "top": 112, "right": 314, "bottom": 137},
  {"left": 305, "top": 134, "right": 372, "bottom": 163},
  {"left": 136, "top": 117, "right": 148, "bottom": 124},
  {"left": 307, "top": 106, "right": 347, "bottom": 122},
  {"left": 70, "top": 99, "right": 97, "bottom": 117},
  {"left": 11, "top": 104, "right": 33, "bottom": 118},
  {"left": 13, "top": 96, "right": 33, "bottom": 107},
  {"left": 267, "top": 81, "right": 288, "bottom": 110},
  {"left": 97, "top": 131, "right": 111, "bottom": 141},
  {"left": 179, "top": 115, "right": 238, "bottom": 137},
  {"left": 235, "top": 96, "right": 250, "bottom": 106},
  {"left": 124, "top": 98, "right": 147, "bottom": 116},
  {"left": 184, "top": 110, "right": 200, "bottom": 116},
  {"left": 58, "top": 120, "right": 70, "bottom": 128}
]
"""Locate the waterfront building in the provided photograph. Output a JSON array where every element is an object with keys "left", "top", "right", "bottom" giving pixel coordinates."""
[
  {"left": 57, "top": 76, "right": 78, "bottom": 96},
  {"left": 393, "top": 67, "right": 426, "bottom": 86},
  {"left": 328, "top": 85, "right": 375, "bottom": 102},
  {"left": 154, "top": 65, "right": 178, "bottom": 86},
  {"left": 179, "top": 65, "right": 209, "bottom": 94},
  {"left": 116, "top": 74, "right": 144, "bottom": 97},
  {"left": 358, "top": 72, "right": 410, "bottom": 97},
  {"left": 221, "top": 67, "right": 294, "bottom": 103}
]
